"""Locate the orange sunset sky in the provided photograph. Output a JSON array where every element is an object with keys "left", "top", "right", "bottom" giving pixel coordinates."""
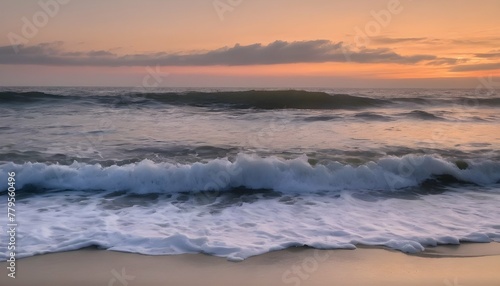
[{"left": 0, "top": 0, "right": 499, "bottom": 87}]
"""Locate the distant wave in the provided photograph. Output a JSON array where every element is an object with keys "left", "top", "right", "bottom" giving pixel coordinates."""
[
  {"left": 1, "top": 154, "right": 499, "bottom": 195},
  {"left": 0, "top": 91, "right": 67, "bottom": 102},
  {"left": 403, "top": 110, "right": 445, "bottom": 121},
  {"left": 354, "top": 112, "right": 392, "bottom": 121},
  {"left": 0, "top": 90, "right": 388, "bottom": 109},
  {"left": 138, "top": 91, "right": 389, "bottom": 109},
  {"left": 2, "top": 90, "right": 500, "bottom": 110}
]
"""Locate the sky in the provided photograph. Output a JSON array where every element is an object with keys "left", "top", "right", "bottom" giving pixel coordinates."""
[{"left": 0, "top": 0, "right": 499, "bottom": 88}]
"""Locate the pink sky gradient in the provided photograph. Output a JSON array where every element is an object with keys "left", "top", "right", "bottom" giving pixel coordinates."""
[{"left": 1, "top": 0, "right": 499, "bottom": 87}]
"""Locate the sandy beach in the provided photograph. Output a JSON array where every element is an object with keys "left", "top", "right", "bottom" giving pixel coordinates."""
[{"left": 2, "top": 243, "right": 500, "bottom": 286}]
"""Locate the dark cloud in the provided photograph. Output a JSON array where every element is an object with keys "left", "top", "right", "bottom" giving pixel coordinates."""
[
  {"left": 474, "top": 51, "right": 500, "bottom": 59},
  {"left": 343, "top": 47, "right": 435, "bottom": 63},
  {"left": 371, "top": 37, "right": 427, "bottom": 44},
  {"left": 450, "top": 38, "right": 500, "bottom": 46},
  {"left": 419, "top": 37, "right": 500, "bottom": 48},
  {"left": 370, "top": 37, "right": 500, "bottom": 48},
  {"left": 426, "top": 58, "right": 469, "bottom": 66},
  {"left": 0, "top": 40, "right": 440, "bottom": 66},
  {"left": 367, "top": 37, "right": 500, "bottom": 46},
  {"left": 87, "top": 50, "right": 116, "bottom": 57},
  {"left": 450, "top": 63, "right": 500, "bottom": 72}
]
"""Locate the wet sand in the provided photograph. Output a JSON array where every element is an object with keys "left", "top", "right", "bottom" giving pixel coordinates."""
[{"left": 2, "top": 243, "right": 500, "bottom": 286}]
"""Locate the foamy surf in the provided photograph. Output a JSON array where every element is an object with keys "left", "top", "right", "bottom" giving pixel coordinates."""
[
  {"left": 1, "top": 154, "right": 499, "bottom": 194},
  {"left": 0, "top": 166, "right": 498, "bottom": 261}
]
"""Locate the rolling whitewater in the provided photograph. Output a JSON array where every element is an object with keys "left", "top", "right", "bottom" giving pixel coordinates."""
[{"left": 0, "top": 87, "right": 499, "bottom": 261}]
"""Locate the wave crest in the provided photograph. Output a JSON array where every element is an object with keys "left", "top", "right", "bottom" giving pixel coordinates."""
[
  {"left": 0, "top": 90, "right": 387, "bottom": 109},
  {"left": 1, "top": 154, "right": 499, "bottom": 194}
]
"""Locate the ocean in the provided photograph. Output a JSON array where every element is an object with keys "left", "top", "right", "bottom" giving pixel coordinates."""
[{"left": 1, "top": 87, "right": 499, "bottom": 261}]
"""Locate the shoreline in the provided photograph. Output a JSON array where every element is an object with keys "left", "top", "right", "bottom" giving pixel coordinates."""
[{"left": 2, "top": 242, "right": 500, "bottom": 286}]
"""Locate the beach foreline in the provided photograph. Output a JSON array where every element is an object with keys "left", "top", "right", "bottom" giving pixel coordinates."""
[{"left": 2, "top": 242, "right": 500, "bottom": 286}]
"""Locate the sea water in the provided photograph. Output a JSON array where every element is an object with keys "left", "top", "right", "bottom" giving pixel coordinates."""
[{"left": 0, "top": 87, "right": 499, "bottom": 261}]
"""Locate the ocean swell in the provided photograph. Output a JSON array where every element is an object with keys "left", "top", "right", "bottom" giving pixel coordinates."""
[{"left": 1, "top": 154, "right": 499, "bottom": 194}]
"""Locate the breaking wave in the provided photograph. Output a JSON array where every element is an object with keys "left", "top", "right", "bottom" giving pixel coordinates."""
[{"left": 1, "top": 154, "right": 499, "bottom": 195}]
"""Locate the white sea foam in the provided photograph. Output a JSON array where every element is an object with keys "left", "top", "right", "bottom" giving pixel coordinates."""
[
  {"left": 1, "top": 182, "right": 499, "bottom": 261},
  {"left": 1, "top": 154, "right": 499, "bottom": 261}
]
